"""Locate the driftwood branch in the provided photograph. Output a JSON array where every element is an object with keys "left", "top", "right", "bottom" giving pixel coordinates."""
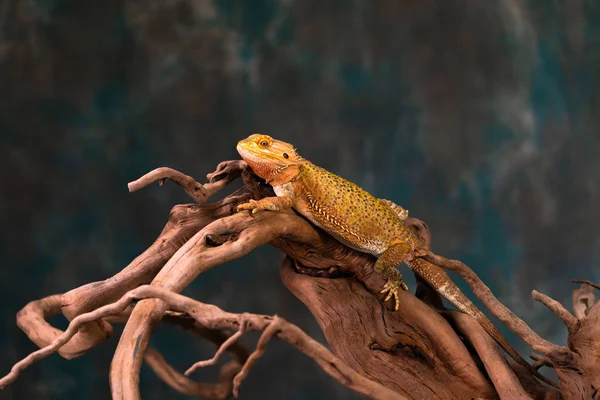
[
  {"left": 572, "top": 279, "right": 600, "bottom": 292},
  {"left": 4, "top": 285, "right": 406, "bottom": 400},
  {"left": 144, "top": 347, "right": 241, "bottom": 398},
  {"left": 423, "top": 252, "right": 564, "bottom": 356},
  {"left": 2, "top": 161, "right": 599, "bottom": 399},
  {"left": 443, "top": 310, "right": 539, "bottom": 400},
  {"left": 572, "top": 281, "right": 597, "bottom": 319},
  {"left": 532, "top": 290, "right": 578, "bottom": 334},
  {"left": 127, "top": 161, "right": 247, "bottom": 203}
]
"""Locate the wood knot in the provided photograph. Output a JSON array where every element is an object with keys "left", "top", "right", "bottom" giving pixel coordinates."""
[{"left": 292, "top": 261, "right": 349, "bottom": 278}]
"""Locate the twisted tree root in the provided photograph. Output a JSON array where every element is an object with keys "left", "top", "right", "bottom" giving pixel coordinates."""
[
  {"left": 3, "top": 162, "right": 599, "bottom": 399},
  {"left": 144, "top": 348, "right": 241, "bottom": 398},
  {"left": 4, "top": 285, "right": 407, "bottom": 400},
  {"left": 424, "top": 251, "right": 600, "bottom": 398}
]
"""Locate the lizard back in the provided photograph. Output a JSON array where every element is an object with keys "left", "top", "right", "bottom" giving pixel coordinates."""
[{"left": 289, "top": 163, "right": 417, "bottom": 255}]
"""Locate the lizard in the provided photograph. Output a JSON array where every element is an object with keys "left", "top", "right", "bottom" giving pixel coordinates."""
[{"left": 235, "top": 133, "right": 557, "bottom": 388}]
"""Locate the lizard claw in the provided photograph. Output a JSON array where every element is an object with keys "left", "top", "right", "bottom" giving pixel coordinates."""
[{"left": 380, "top": 278, "right": 407, "bottom": 311}]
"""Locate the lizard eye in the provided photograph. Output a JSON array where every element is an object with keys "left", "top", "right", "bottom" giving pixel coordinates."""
[
  {"left": 282, "top": 153, "right": 289, "bottom": 159},
  {"left": 259, "top": 140, "right": 269, "bottom": 147}
]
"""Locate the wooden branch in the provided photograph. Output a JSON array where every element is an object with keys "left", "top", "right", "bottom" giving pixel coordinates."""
[
  {"left": 127, "top": 161, "right": 247, "bottom": 203},
  {"left": 423, "top": 252, "right": 565, "bottom": 356},
  {"left": 144, "top": 348, "right": 240, "bottom": 398},
  {"left": 1, "top": 289, "right": 137, "bottom": 389},
  {"left": 2, "top": 285, "right": 407, "bottom": 400},
  {"left": 109, "top": 209, "right": 324, "bottom": 398},
  {"left": 532, "top": 290, "right": 578, "bottom": 334},
  {"left": 530, "top": 354, "right": 553, "bottom": 371},
  {"left": 442, "top": 310, "right": 532, "bottom": 400},
  {"left": 162, "top": 314, "right": 250, "bottom": 367},
  {"left": 572, "top": 279, "right": 600, "bottom": 291},
  {"left": 231, "top": 316, "right": 283, "bottom": 397},
  {"left": 421, "top": 254, "right": 600, "bottom": 396},
  {"left": 185, "top": 314, "right": 249, "bottom": 376},
  {"left": 12, "top": 292, "right": 248, "bottom": 398},
  {"left": 572, "top": 282, "right": 596, "bottom": 319},
  {"left": 58, "top": 161, "right": 249, "bottom": 358},
  {"left": 4, "top": 162, "right": 599, "bottom": 399},
  {"left": 280, "top": 258, "right": 498, "bottom": 399}
]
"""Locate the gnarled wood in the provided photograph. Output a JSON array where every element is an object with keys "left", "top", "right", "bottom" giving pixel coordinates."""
[
  {"left": 280, "top": 257, "right": 496, "bottom": 399},
  {"left": 2, "top": 162, "right": 599, "bottom": 400}
]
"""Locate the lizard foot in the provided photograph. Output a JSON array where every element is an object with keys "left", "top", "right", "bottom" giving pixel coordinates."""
[
  {"left": 236, "top": 196, "right": 293, "bottom": 214},
  {"left": 236, "top": 199, "right": 262, "bottom": 214},
  {"left": 380, "top": 278, "right": 408, "bottom": 311}
]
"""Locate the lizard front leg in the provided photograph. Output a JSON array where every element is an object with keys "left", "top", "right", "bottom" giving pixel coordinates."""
[
  {"left": 236, "top": 196, "right": 293, "bottom": 214},
  {"left": 374, "top": 242, "right": 413, "bottom": 310}
]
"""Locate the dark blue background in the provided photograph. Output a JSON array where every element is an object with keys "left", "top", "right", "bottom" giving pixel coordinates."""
[{"left": 1, "top": 1, "right": 599, "bottom": 399}]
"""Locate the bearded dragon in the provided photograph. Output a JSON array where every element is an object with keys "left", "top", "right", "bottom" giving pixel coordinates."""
[{"left": 236, "top": 133, "right": 556, "bottom": 388}]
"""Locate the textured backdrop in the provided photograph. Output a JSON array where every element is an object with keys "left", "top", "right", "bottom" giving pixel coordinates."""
[{"left": 1, "top": 1, "right": 599, "bottom": 399}]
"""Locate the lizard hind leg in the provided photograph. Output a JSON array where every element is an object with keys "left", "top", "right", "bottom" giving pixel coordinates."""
[{"left": 374, "top": 242, "right": 412, "bottom": 310}]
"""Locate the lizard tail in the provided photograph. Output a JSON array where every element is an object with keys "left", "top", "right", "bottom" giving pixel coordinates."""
[{"left": 408, "top": 257, "right": 559, "bottom": 389}]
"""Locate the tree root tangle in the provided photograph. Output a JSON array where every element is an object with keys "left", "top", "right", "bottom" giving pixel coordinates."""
[{"left": 2, "top": 161, "right": 599, "bottom": 399}]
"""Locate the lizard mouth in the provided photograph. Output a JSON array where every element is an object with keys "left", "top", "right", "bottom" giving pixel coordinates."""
[
  {"left": 236, "top": 140, "right": 279, "bottom": 164},
  {"left": 236, "top": 141, "right": 255, "bottom": 162}
]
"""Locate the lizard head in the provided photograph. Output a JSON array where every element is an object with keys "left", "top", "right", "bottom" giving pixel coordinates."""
[{"left": 237, "top": 133, "right": 304, "bottom": 185}]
